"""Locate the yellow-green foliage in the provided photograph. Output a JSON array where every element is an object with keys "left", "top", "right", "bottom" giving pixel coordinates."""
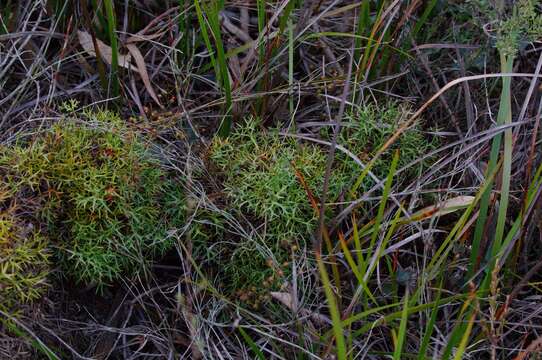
[
  {"left": 496, "top": 0, "right": 542, "bottom": 57},
  {"left": 208, "top": 104, "right": 435, "bottom": 294},
  {"left": 0, "top": 110, "right": 185, "bottom": 288},
  {"left": 338, "top": 104, "right": 437, "bottom": 192},
  {"left": 0, "top": 207, "right": 50, "bottom": 309},
  {"left": 210, "top": 120, "right": 327, "bottom": 293},
  {"left": 469, "top": 0, "right": 542, "bottom": 57},
  {"left": 211, "top": 120, "right": 327, "bottom": 244}
]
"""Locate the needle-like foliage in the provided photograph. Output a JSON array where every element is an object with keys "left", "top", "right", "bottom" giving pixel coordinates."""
[
  {"left": 0, "top": 109, "right": 185, "bottom": 288},
  {"left": 208, "top": 106, "right": 435, "bottom": 296},
  {"left": 0, "top": 209, "right": 50, "bottom": 310}
]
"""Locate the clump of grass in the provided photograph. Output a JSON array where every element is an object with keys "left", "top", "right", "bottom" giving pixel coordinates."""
[
  {"left": 208, "top": 104, "right": 436, "bottom": 296},
  {"left": 0, "top": 109, "right": 185, "bottom": 288},
  {"left": 0, "top": 209, "right": 50, "bottom": 310},
  {"left": 466, "top": 0, "right": 541, "bottom": 281}
]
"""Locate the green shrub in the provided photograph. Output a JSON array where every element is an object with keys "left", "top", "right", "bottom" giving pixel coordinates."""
[
  {"left": 208, "top": 104, "right": 436, "bottom": 295},
  {"left": 209, "top": 120, "right": 324, "bottom": 295},
  {"left": 0, "top": 110, "right": 185, "bottom": 287},
  {"left": 211, "top": 120, "right": 327, "bottom": 245},
  {"left": 337, "top": 103, "right": 437, "bottom": 193},
  {"left": 0, "top": 208, "right": 50, "bottom": 309},
  {"left": 469, "top": 0, "right": 542, "bottom": 57}
]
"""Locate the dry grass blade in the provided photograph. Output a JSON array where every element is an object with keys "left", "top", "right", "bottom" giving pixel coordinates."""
[{"left": 404, "top": 195, "right": 475, "bottom": 222}]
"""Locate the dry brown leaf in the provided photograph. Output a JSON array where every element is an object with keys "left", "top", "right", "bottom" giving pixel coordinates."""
[
  {"left": 126, "top": 43, "right": 162, "bottom": 108},
  {"left": 405, "top": 195, "right": 476, "bottom": 222},
  {"left": 78, "top": 30, "right": 162, "bottom": 107},
  {"left": 270, "top": 292, "right": 330, "bottom": 326},
  {"left": 78, "top": 30, "right": 137, "bottom": 72},
  {"left": 270, "top": 291, "right": 295, "bottom": 311}
]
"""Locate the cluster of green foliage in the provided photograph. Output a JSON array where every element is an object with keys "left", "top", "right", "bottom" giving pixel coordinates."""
[
  {"left": 495, "top": 0, "right": 542, "bottom": 57},
  {"left": 337, "top": 104, "right": 437, "bottom": 193},
  {"left": 0, "top": 109, "right": 184, "bottom": 296},
  {"left": 209, "top": 120, "right": 326, "bottom": 295},
  {"left": 0, "top": 208, "right": 50, "bottom": 310},
  {"left": 211, "top": 120, "right": 328, "bottom": 244},
  {"left": 208, "top": 104, "right": 435, "bottom": 295},
  {"left": 469, "top": 0, "right": 542, "bottom": 57}
]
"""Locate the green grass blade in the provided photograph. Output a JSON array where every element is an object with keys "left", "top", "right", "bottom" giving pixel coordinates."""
[
  {"left": 207, "top": 3, "right": 232, "bottom": 136},
  {"left": 80, "top": 0, "right": 108, "bottom": 92},
  {"left": 351, "top": 213, "right": 364, "bottom": 275},
  {"left": 339, "top": 233, "right": 377, "bottom": 305},
  {"left": 349, "top": 160, "right": 375, "bottom": 198},
  {"left": 193, "top": 0, "right": 232, "bottom": 136},
  {"left": 358, "top": 0, "right": 385, "bottom": 78},
  {"left": 353, "top": 0, "right": 370, "bottom": 63},
  {"left": 428, "top": 157, "right": 503, "bottom": 279},
  {"left": 361, "top": 150, "right": 399, "bottom": 276},
  {"left": 393, "top": 288, "right": 409, "bottom": 360},
  {"left": 352, "top": 0, "right": 371, "bottom": 78},
  {"left": 178, "top": 0, "right": 191, "bottom": 57},
  {"left": 347, "top": 294, "right": 467, "bottom": 337},
  {"left": 1, "top": 314, "right": 60, "bottom": 360},
  {"left": 452, "top": 312, "right": 476, "bottom": 360},
  {"left": 417, "top": 278, "right": 443, "bottom": 359},
  {"left": 256, "top": 0, "right": 266, "bottom": 54},
  {"left": 193, "top": 0, "right": 218, "bottom": 76},
  {"left": 317, "top": 251, "right": 346, "bottom": 360},
  {"left": 288, "top": 17, "right": 294, "bottom": 121},
  {"left": 91, "top": 0, "right": 108, "bottom": 35},
  {"left": 441, "top": 307, "right": 475, "bottom": 359},
  {"left": 411, "top": 0, "right": 438, "bottom": 40},
  {"left": 480, "top": 163, "right": 542, "bottom": 288},
  {"left": 103, "top": 0, "right": 119, "bottom": 98},
  {"left": 468, "top": 55, "right": 514, "bottom": 278},
  {"left": 278, "top": 0, "right": 296, "bottom": 33},
  {"left": 0, "top": 1, "right": 13, "bottom": 34},
  {"left": 238, "top": 327, "right": 266, "bottom": 360},
  {"left": 489, "top": 54, "right": 514, "bottom": 258}
]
